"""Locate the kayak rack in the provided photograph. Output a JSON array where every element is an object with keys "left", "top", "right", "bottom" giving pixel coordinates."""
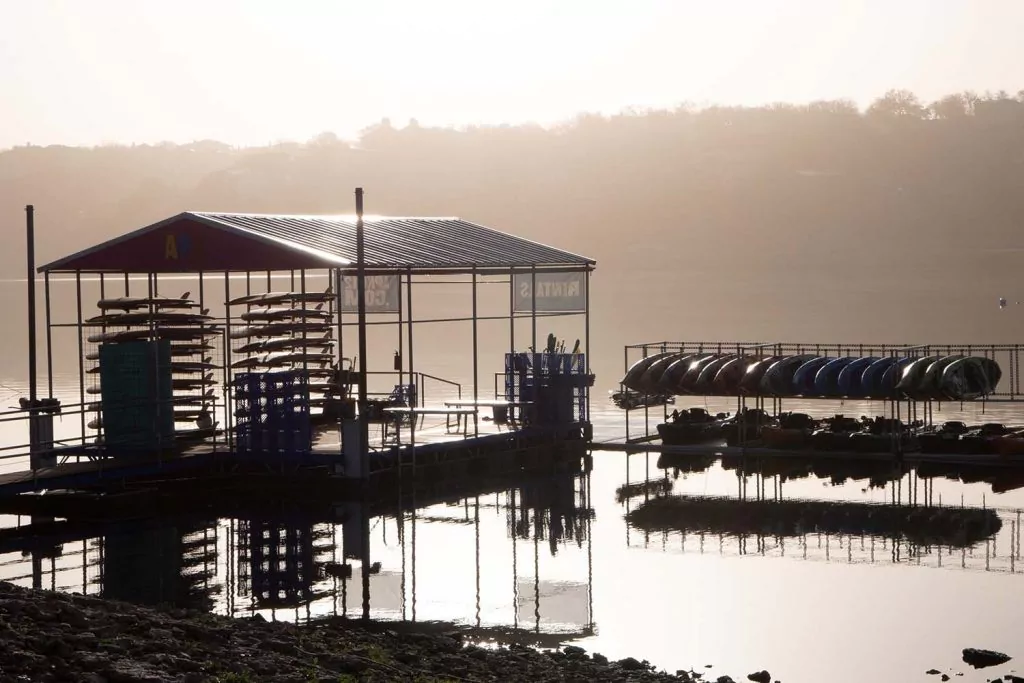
[{"left": 617, "top": 340, "right": 1024, "bottom": 455}]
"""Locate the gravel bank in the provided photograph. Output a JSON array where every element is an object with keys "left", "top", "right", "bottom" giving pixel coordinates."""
[{"left": 0, "top": 581, "right": 716, "bottom": 682}]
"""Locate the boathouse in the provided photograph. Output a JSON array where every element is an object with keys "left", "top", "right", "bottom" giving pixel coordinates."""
[{"left": 3, "top": 196, "right": 596, "bottom": 496}]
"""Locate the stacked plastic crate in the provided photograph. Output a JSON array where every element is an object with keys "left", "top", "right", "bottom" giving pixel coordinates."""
[
  {"left": 233, "top": 370, "right": 312, "bottom": 456},
  {"left": 504, "top": 352, "right": 590, "bottom": 425}
]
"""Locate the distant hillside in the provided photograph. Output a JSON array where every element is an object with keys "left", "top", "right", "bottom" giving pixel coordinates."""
[{"left": 3, "top": 88, "right": 1024, "bottom": 283}]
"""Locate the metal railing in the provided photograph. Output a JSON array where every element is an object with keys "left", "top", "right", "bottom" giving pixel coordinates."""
[{"left": 0, "top": 369, "right": 466, "bottom": 479}]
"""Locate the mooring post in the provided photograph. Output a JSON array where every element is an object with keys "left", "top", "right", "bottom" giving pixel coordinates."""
[{"left": 26, "top": 205, "right": 39, "bottom": 462}]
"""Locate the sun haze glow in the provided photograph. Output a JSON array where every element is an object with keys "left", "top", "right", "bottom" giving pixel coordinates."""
[{"left": 2, "top": 0, "right": 1022, "bottom": 148}]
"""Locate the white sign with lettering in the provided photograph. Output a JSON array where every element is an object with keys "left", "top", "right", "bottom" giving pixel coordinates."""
[
  {"left": 513, "top": 272, "right": 586, "bottom": 313},
  {"left": 340, "top": 274, "right": 400, "bottom": 314}
]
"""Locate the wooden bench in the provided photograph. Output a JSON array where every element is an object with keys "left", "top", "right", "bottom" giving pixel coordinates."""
[
  {"left": 381, "top": 406, "right": 478, "bottom": 440},
  {"left": 443, "top": 399, "right": 533, "bottom": 425}
]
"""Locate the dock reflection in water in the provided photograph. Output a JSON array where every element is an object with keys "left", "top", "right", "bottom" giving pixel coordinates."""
[
  {"left": 0, "top": 470, "right": 595, "bottom": 646},
  {"left": 619, "top": 449, "right": 1024, "bottom": 575}
]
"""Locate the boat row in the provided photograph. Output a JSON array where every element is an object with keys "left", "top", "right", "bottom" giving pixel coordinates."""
[
  {"left": 622, "top": 352, "right": 1002, "bottom": 401},
  {"left": 658, "top": 406, "right": 1024, "bottom": 456}
]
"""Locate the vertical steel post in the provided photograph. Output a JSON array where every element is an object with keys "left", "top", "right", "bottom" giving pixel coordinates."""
[
  {"left": 472, "top": 267, "right": 479, "bottom": 436},
  {"left": 406, "top": 268, "right": 415, "bottom": 452},
  {"left": 355, "top": 188, "right": 371, "bottom": 621},
  {"left": 397, "top": 272, "right": 404, "bottom": 395},
  {"left": 509, "top": 267, "right": 515, "bottom": 409},
  {"left": 76, "top": 272, "right": 85, "bottom": 446},
  {"left": 530, "top": 267, "right": 537, "bottom": 352},
  {"left": 25, "top": 206, "right": 38, "bottom": 454},
  {"left": 199, "top": 272, "right": 211, "bottom": 446},
  {"left": 300, "top": 269, "right": 308, "bottom": 438},
  {"left": 531, "top": 267, "right": 537, "bottom": 425},
  {"left": 224, "top": 272, "right": 233, "bottom": 450},
  {"left": 334, "top": 269, "right": 344, "bottom": 361},
  {"left": 98, "top": 274, "right": 106, "bottom": 442},
  {"left": 584, "top": 267, "right": 591, "bottom": 426},
  {"left": 44, "top": 272, "right": 53, "bottom": 399}
]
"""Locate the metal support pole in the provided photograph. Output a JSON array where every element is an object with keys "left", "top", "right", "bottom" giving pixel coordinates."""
[
  {"left": 44, "top": 272, "right": 53, "bottom": 399},
  {"left": 472, "top": 267, "right": 479, "bottom": 436},
  {"left": 507, "top": 267, "right": 516, "bottom": 415},
  {"left": 355, "top": 187, "right": 371, "bottom": 620},
  {"left": 224, "top": 272, "right": 233, "bottom": 451},
  {"left": 198, "top": 272, "right": 211, "bottom": 446},
  {"left": 407, "top": 268, "right": 415, "bottom": 452},
  {"left": 25, "top": 206, "right": 39, "bottom": 455},
  {"left": 335, "top": 268, "right": 344, "bottom": 368},
  {"left": 530, "top": 266, "right": 537, "bottom": 353},
  {"left": 76, "top": 272, "right": 85, "bottom": 446},
  {"left": 300, "top": 269, "right": 309, "bottom": 431},
  {"left": 584, "top": 268, "right": 591, "bottom": 426},
  {"left": 397, "top": 272, "right": 404, "bottom": 393},
  {"left": 531, "top": 267, "right": 537, "bottom": 426}
]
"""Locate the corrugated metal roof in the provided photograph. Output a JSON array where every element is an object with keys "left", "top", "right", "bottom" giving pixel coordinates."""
[
  {"left": 40, "top": 211, "right": 595, "bottom": 273},
  {"left": 192, "top": 212, "right": 593, "bottom": 268}
]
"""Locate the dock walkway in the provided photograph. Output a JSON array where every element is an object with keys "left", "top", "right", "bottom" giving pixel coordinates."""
[{"left": 0, "top": 418, "right": 588, "bottom": 497}]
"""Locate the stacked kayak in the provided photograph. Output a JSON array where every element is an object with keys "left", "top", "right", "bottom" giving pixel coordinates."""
[{"left": 620, "top": 352, "right": 1001, "bottom": 400}]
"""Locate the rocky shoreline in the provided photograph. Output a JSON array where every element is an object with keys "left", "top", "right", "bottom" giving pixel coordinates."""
[{"left": 0, "top": 581, "right": 742, "bottom": 682}]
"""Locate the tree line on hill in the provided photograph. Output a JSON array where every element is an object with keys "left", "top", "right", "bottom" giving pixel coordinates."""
[{"left": 2, "top": 88, "right": 1024, "bottom": 278}]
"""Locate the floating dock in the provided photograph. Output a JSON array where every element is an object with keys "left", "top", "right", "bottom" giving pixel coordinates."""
[{"left": 5, "top": 199, "right": 597, "bottom": 505}]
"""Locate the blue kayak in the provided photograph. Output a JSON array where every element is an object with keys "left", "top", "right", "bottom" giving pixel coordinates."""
[
  {"left": 837, "top": 356, "right": 880, "bottom": 397},
  {"left": 813, "top": 357, "right": 857, "bottom": 397},
  {"left": 792, "top": 357, "right": 834, "bottom": 396},
  {"left": 859, "top": 357, "right": 901, "bottom": 398}
]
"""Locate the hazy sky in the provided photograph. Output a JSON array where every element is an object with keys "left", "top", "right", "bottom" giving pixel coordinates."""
[{"left": 2, "top": 0, "right": 1023, "bottom": 148}]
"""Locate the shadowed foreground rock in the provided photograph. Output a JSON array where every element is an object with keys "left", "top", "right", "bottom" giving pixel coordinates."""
[
  {"left": 961, "top": 647, "right": 1011, "bottom": 669},
  {"left": 0, "top": 581, "right": 706, "bottom": 682}
]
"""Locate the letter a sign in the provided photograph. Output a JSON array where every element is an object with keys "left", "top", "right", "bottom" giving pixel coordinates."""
[{"left": 163, "top": 233, "right": 191, "bottom": 261}]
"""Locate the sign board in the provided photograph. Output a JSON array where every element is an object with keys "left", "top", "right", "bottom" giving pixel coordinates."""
[
  {"left": 340, "top": 274, "right": 399, "bottom": 314},
  {"left": 513, "top": 271, "right": 586, "bottom": 313}
]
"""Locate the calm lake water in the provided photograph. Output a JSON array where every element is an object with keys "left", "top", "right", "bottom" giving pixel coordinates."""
[{"left": 0, "top": 276, "right": 1023, "bottom": 682}]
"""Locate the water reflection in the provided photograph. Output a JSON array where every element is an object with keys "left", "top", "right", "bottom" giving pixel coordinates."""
[
  {"left": 618, "top": 450, "right": 1024, "bottom": 577},
  {"left": 0, "top": 469, "right": 595, "bottom": 646},
  {"left": 104, "top": 519, "right": 220, "bottom": 611},
  {"left": 240, "top": 518, "right": 335, "bottom": 612}
]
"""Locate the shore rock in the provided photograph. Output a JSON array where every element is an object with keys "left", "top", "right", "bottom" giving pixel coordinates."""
[
  {"left": 748, "top": 671, "right": 771, "bottom": 683},
  {"left": 0, "top": 581, "right": 706, "bottom": 682},
  {"left": 963, "top": 648, "right": 1012, "bottom": 669}
]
